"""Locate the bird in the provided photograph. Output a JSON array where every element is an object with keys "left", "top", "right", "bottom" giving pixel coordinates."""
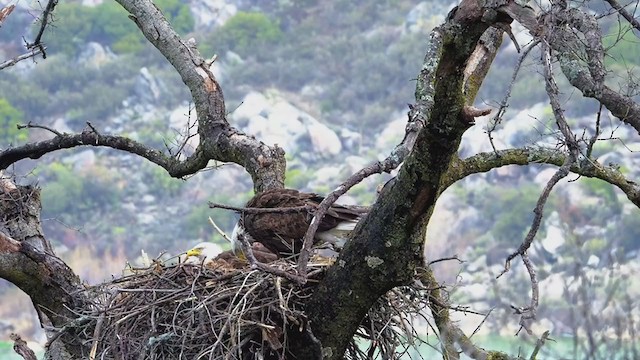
[
  {"left": 230, "top": 188, "right": 367, "bottom": 258},
  {"left": 183, "top": 242, "right": 223, "bottom": 265}
]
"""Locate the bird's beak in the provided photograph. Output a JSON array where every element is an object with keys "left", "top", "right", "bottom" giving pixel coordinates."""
[
  {"left": 237, "top": 251, "right": 247, "bottom": 261},
  {"left": 185, "top": 249, "right": 200, "bottom": 257}
]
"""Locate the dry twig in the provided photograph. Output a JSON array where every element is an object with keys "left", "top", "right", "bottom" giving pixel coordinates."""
[{"left": 68, "top": 258, "right": 432, "bottom": 360}]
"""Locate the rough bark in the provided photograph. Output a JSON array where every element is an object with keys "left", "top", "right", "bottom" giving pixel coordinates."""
[
  {"left": 299, "top": 1, "right": 505, "bottom": 357},
  {"left": 0, "top": 180, "right": 91, "bottom": 359},
  {"left": 2, "top": 0, "right": 638, "bottom": 359}
]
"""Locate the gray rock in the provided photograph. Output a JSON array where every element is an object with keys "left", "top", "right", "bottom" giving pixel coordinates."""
[
  {"left": 77, "top": 42, "right": 116, "bottom": 67},
  {"left": 62, "top": 149, "right": 96, "bottom": 171},
  {"left": 190, "top": 0, "right": 237, "bottom": 29},
  {"left": 135, "top": 67, "right": 162, "bottom": 103}
]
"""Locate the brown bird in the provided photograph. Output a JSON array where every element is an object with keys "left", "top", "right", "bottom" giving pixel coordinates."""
[{"left": 230, "top": 188, "right": 367, "bottom": 258}]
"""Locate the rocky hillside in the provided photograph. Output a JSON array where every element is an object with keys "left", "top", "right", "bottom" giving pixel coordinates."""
[{"left": 1, "top": 0, "right": 639, "bottom": 346}]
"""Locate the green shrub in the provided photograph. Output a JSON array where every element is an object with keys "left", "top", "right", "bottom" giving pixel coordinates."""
[
  {"left": 143, "top": 163, "right": 185, "bottom": 196},
  {"left": 155, "top": 0, "right": 195, "bottom": 34},
  {"left": 47, "top": 1, "right": 193, "bottom": 55},
  {"left": 604, "top": 24, "right": 640, "bottom": 68},
  {"left": 214, "top": 12, "right": 283, "bottom": 57},
  {"left": 0, "top": 99, "right": 27, "bottom": 146},
  {"left": 40, "top": 163, "right": 124, "bottom": 219}
]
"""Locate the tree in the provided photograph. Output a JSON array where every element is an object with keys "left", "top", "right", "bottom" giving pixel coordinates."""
[{"left": 1, "top": 0, "right": 639, "bottom": 359}]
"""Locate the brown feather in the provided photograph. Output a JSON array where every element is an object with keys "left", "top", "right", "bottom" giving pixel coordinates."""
[{"left": 241, "top": 189, "right": 366, "bottom": 256}]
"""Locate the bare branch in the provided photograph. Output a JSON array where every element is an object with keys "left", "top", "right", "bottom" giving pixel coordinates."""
[
  {"left": 418, "top": 267, "right": 517, "bottom": 360},
  {"left": 605, "top": 0, "right": 640, "bottom": 32},
  {"left": 0, "top": 126, "right": 203, "bottom": 177},
  {"left": 0, "top": 48, "right": 45, "bottom": 70},
  {"left": 585, "top": 104, "right": 603, "bottom": 159},
  {"left": 17, "top": 122, "right": 63, "bottom": 137},
  {"left": 297, "top": 159, "right": 402, "bottom": 278},
  {"left": 529, "top": 330, "right": 551, "bottom": 360},
  {"left": 444, "top": 147, "right": 640, "bottom": 208},
  {"left": 28, "top": 0, "right": 59, "bottom": 58},
  {"left": 486, "top": 39, "right": 540, "bottom": 154},
  {"left": 115, "top": 0, "right": 286, "bottom": 191},
  {"left": 208, "top": 202, "right": 312, "bottom": 214}
]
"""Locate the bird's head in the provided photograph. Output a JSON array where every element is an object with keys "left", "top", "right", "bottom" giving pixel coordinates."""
[{"left": 184, "top": 242, "right": 222, "bottom": 264}]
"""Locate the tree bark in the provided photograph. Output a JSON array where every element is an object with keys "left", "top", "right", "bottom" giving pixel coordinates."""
[
  {"left": 300, "top": 1, "right": 504, "bottom": 357},
  {"left": 0, "top": 180, "right": 91, "bottom": 359}
]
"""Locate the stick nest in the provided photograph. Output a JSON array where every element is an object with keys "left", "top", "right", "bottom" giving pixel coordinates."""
[{"left": 76, "top": 259, "right": 432, "bottom": 359}]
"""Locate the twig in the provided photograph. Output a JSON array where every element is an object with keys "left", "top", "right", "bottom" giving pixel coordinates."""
[
  {"left": 238, "top": 226, "right": 306, "bottom": 284},
  {"left": 207, "top": 216, "right": 232, "bottom": 243},
  {"left": 585, "top": 104, "right": 602, "bottom": 159},
  {"left": 469, "top": 308, "right": 493, "bottom": 339},
  {"left": 208, "top": 202, "right": 312, "bottom": 214},
  {"left": 428, "top": 255, "right": 463, "bottom": 266},
  {"left": 17, "top": 122, "right": 63, "bottom": 137},
  {"left": 89, "top": 313, "right": 105, "bottom": 360},
  {"left": 604, "top": 0, "right": 640, "bottom": 32},
  {"left": 486, "top": 39, "right": 540, "bottom": 155},
  {"left": 529, "top": 330, "right": 551, "bottom": 360}
]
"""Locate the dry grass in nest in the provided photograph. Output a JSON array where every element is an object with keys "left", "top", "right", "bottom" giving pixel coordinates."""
[{"left": 77, "top": 258, "right": 433, "bottom": 359}]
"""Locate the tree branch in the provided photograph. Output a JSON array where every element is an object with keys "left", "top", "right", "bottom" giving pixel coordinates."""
[
  {"left": 0, "top": 48, "right": 45, "bottom": 71},
  {"left": 303, "top": 1, "right": 507, "bottom": 357},
  {"left": 0, "top": 126, "right": 204, "bottom": 177},
  {"left": 500, "top": 1, "right": 640, "bottom": 133},
  {"left": 27, "top": 0, "right": 58, "bottom": 58},
  {"left": 443, "top": 148, "right": 640, "bottom": 208},
  {"left": 114, "top": 0, "right": 286, "bottom": 191},
  {"left": 604, "top": 0, "right": 640, "bottom": 32},
  {"left": 0, "top": 178, "right": 90, "bottom": 358}
]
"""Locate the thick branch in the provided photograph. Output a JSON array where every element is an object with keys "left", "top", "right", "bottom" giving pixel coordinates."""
[
  {"left": 0, "top": 127, "right": 205, "bottom": 177},
  {"left": 113, "top": 0, "right": 285, "bottom": 191},
  {"left": 0, "top": 180, "right": 90, "bottom": 358}
]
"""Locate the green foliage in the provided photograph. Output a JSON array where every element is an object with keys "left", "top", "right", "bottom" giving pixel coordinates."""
[
  {"left": 155, "top": 0, "right": 195, "bottom": 34},
  {"left": 583, "top": 238, "right": 608, "bottom": 253},
  {"left": 39, "top": 162, "right": 124, "bottom": 220},
  {"left": 213, "top": 12, "right": 283, "bottom": 57},
  {"left": 142, "top": 163, "right": 185, "bottom": 196},
  {"left": 611, "top": 209, "right": 640, "bottom": 252},
  {"left": 0, "top": 55, "right": 137, "bottom": 122},
  {"left": 0, "top": 99, "right": 27, "bottom": 146},
  {"left": 40, "top": 163, "right": 85, "bottom": 215},
  {"left": 604, "top": 24, "right": 640, "bottom": 68},
  {"left": 47, "top": 1, "right": 193, "bottom": 56},
  {"left": 580, "top": 178, "right": 620, "bottom": 211},
  {"left": 469, "top": 184, "right": 543, "bottom": 245}
]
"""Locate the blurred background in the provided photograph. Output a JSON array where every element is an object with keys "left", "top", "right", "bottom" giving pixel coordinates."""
[{"left": 1, "top": 0, "right": 639, "bottom": 358}]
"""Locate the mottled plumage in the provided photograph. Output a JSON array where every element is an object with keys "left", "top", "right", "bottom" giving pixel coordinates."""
[{"left": 232, "top": 189, "right": 367, "bottom": 257}]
